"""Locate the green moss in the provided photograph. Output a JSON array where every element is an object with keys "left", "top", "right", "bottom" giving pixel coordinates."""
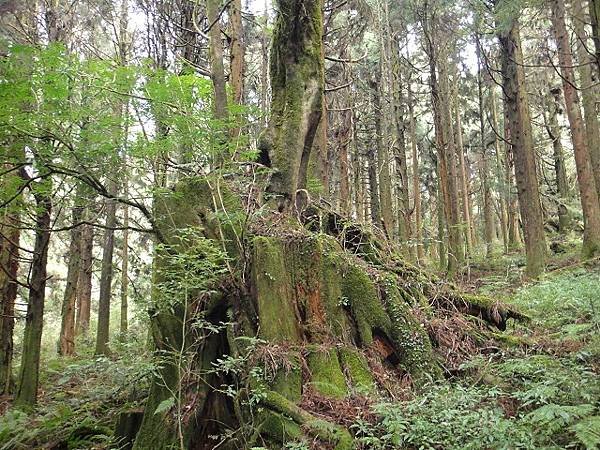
[
  {"left": 257, "top": 410, "right": 303, "bottom": 445},
  {"left": 380, "top": 275, "right": 440, "bottom": 382},
  {"left": 270, "top": 352, "right": 302, "bottom": 402},
  {"left": 491, "top": 332, "right": 532, "bottom": 347},
  {"left": 307, "top": 346, "right": 348, "bottom": 399},
  {"left": 316, "top": 237, "right": 353, "bottom": 340},
  {"left": 338, "top": 347, "right": 376, "bottom": 394},
  {"left": 252, "top": 237, "right": 302, "bottom": 343},
  {"left": 261, "top": 390, "right": 352, "bottom": 449},
  {"left": 341, "top": 262, "right": 389, "bottom": 346}
]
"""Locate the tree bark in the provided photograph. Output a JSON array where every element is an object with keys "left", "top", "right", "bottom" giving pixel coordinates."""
[
  {"left": 489, "top": 83, "right": 509, "bottom": 253},
  {"left": 423, "top": 8, "right": 465, "bottom": 276},
  {"left": 58, "top": 199, "right": 82, "bottom": 356},
  {"left": 120, "top": 196, "right": 129, "bottom": 336},
  {"left": 0, "top": 207, "right": 19, "bottom": 395},
  {"left": 572, "top": 0, "right": 600, "bottom": 202},
  {"left": 497, "top": 13, "right": 546, "bottom": 277},
  {"left": 259, "top": 0, "right": 324, "bottom": 211},
  {"left": 551, "top": 0, "right": 600, "bottom": 258},
  {"left": 229, "top": 0, "right": 244, "bottom": 105},
  {"left": 95, "top": 181, "right": 117, "bottom": 355},
  {"left": 408, "top": 83, "right": 424, "bottom": 262},
  {"left": 75, "top": 217, "right": 93, "bottom": 336},
  {"left": 589, "top": 0, "right": 600, "bottom": 77},
  {"left": 338, "top": 108, "right": 351, "bottom": 214},
  {"left": 476, "top": 45, "right": 494, "bottom": 257},
  {"left": 391, "top": 46, "right": 412, "bottom": 255},
  {"left": 545, "top": 86, "right": 571, "bottom": 232},
  {"left": 207, "top": 0, "right": 229, "bottom": 122},
  {"left": 372, "top": 68, "right": 394, "bottom": 237},
  {"left": 367, "top": 143, "right": 381, "bottom": 226},
  {"left": 15, "top": 181, "right": 52, "bottom": 407}
]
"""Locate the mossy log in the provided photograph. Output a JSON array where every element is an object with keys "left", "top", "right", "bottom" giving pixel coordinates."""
[{"left": 132, "top": 180, "right": 524, "bottom": 449}]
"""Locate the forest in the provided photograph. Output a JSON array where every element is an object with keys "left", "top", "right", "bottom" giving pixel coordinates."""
[{"left": 0, "top": 0, "right": 599, "bottom": 448}]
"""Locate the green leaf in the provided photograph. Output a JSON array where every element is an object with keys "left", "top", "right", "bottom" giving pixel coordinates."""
[
  {"left": 571, "top": 416, "right": 600, "bottom": 450},
  {"left": 153, "top": 397, "right": 175, "bottom": 415}
]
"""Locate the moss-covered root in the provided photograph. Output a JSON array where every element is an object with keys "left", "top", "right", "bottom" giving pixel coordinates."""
[
  {"left": 261, "top": 390, "right": 353, "bottom": 450},
  {"left": 341, "top": 262, "right": 441, "bottom": 384},
  {"left": 452, "top": 293, "right": 529, "bottom": 331}
]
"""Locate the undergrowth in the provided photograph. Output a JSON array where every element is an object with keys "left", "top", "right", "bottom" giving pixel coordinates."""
[
  {"left": 0, "top": 336, "right": 151, "bottom": 450},
  {"left": 351, "top": 265, "right": 600, "bottom": 450},
  {"left": 2, "top": 258, "right": 599, "bottom": 450}
]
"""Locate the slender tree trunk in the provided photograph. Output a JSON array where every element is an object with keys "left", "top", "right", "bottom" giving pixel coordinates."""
[
  {"left": 0, "top": 208, "right": 19, "bottom": 395},
  {"left": 15, "top": 182, "right": 52, "bottom": 407},
  {"left": 74, "top": 186, "right": 94, "bottom": 336},
  {"left": 352, "top": 111, "right": 365, "bottom": 222},
  {"left": 372, "top": 68, "right": 394, "bottom": 237},
  {"left": 75, "top": 219, "right": 93, "bottom": 336},
  {"left": 589, "top": 0, "right": 600, "bottom": 77},
  {"left": 572, "top": 0, "right": 600, "bottom": 201},
  {"left": 437, "top": 176, "right": 447, "bottom": 271},
  {"left": 408, "top": 84, "right": 424, "bottom": 262},
  {"left": 423, "top": 10, "right": 464, "bottom": 276},
  {"left": 367, "top": 144, "right": 381, "bottom": 226},
  {"left": 503, "top": 107, "right": 522, "bottom": 250},
  {"left": 207, "top": 0, "right": 229, "bottom": 122},
  {"left": 95, "top": 182, "right": 117, "bottom": 355},
  {"left": 120, "top": 198, "right": 129, "bottom": 336},
  {"left": 489, "top": 83, "right": 509, "bottom": 253},
  {"left": 551, "top": 0, "right": 600, "bottom": 258},
  {"left": 338, "top": 109, "right": 351, "bottom": 214},
  {"left": 476, "top": 44, "right": 494, "bottom": 256},
  {"left": 440, "top": 61, "right": 465, "bottom": 275},
  {"left": 545, "top": 87, "right": 571, "bottom": 232},
  {"left": 391, "top": 51, "right": 412, "bottom": 255},
  {"left": 260, "top": 0, "right": 269, "bottom": 127},
  {"left": 498, "top": 13, "right": 546, "bottom": 277},
  {"left": 452, "top": 75, "right": 474, "bottom": 255},
  {"left": 58, "top": 200, "right": 82, "bottom": 356},
  {"left": 229, "top": 0, "right": 244, "bottom": 105}
]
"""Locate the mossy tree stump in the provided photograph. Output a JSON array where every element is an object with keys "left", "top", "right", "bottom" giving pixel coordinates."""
[{"left": 130, "top": 178, "right": 525, "bottom": 449}]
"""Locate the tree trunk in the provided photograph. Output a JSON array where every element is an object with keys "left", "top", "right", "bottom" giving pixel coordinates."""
[
  {"left": 572, "top": 0, "right": 600, "bottom": 202},
  {"left": 476, "top": 44, "right": 494, "bottom": 257},
  {"left": 229, "top": 0, "right": 244, "bottom": 106},
  {"left": 338, "top": 108, "right": 351, "bottom": 214},
  {"left": 367, "top": 143, "right": 381, "bottom": 226},
  {"left": 75, "top": 218, "right": 93, "bottom": 336},
  {"left": 207, "top": 0, "right": 229, "bottom": 123},
  {"left": 58, "top": 199, "right": 83, "bottom": 356},
  {"left": 423, "top": 11, "right": 465, "bottom": 276},
  {"left": 489, "top": 83, "right": 509, "bottom": 253},
  {"left": 372, "top": 68, "right": 395, "bottom": 238},
  {"left": 258, "top": 0, "right": 324, "bottom": 211},
  {"left": 545, "top": 87, "right": 571, "bottom": 232},
  {"left": 15, "top": 182, "right": 52, "bottom": 407},
  {"left": 589, "top": 0, "right": 600, "bottom": 77},
  {"left": 260, "top": 0, "right": 269, "bottom": 127},
  {"left": 95, "top": 182, "right": 117, "bottom": 355},
  {"left": 0, "top": 207, "right": 19, "bottom": 395},
  {"left": 551, "top": 0, "right": 600, "bottom": 258},
  {"left": 452, "top": 75, "right": 474, "bottom": 256},
  {"left": 408, "top": 83, "right": 424, "bottom": 262},
  {"left": 391, "top": 48, "right": 412, "bottom": 255},
  {"left": 120, "top": 198, "right": 129, "bottom": 336},
  {"left": 353, "top": 114, "right": 365, "bottom": 223},
  {"left": 497, "top": 13, "right": 546, "bottom": 277}
]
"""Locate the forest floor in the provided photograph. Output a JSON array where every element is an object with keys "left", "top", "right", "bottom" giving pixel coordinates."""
[{"left": 0, "top": 244, "right": 599, "bottom": 450}]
